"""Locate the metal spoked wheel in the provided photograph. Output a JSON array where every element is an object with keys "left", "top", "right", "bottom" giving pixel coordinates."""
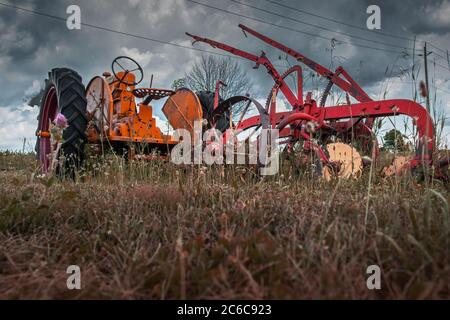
[{"left": 86, "top": 76, "right": 113, "bottom": 136}]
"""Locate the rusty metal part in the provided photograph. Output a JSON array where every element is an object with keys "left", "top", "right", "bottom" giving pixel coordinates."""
[
  {"left": 264, "top": 65, "right": 303, "bottom": 112},
  {"left": 162, "top": 88, "right": 203, "bottom": 138},
  {"left": 86, "top": 76, "right": 113, "bottom": 136},
  {"left": 322, "top": 142, "right": 363, "bottom": 180},
  {"left": 36, "top": 131, "right": 51, "bottom": 138},
  {"left": 382, "top": 155, "right": 410, "bottom": 177},
  {"left": 214, "top": 80, "right": 227, "bottom": 110},
  {"left": 132, "top": 88, "right": 175, "bottom": 99},
  {"left": 319, "top": 79, "right": 335, "bottom": 107}
]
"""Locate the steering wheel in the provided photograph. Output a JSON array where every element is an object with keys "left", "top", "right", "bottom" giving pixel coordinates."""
[{"left": 111, "top": 56, "right": 144, "bottom": 86}]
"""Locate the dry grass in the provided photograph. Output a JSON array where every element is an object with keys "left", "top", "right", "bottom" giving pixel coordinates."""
[{"left": 0, "top": 151, "right": 449, "bottom": 299}]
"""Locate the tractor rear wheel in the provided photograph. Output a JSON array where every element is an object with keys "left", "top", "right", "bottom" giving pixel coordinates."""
[{"left": 35, "top": 68, "right": 88, "bottom": 177}]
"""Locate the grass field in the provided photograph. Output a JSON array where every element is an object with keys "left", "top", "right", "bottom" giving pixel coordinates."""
[{"left": 0, "top": 151, "right": 449, "bottom": 299}]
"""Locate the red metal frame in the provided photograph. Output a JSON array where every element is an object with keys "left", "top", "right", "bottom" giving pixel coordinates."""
[
  {"left": 214, "top": 80, "right": 226, "bottom": 110},
  {"left": 186, "top": 25, "right": 435, "bottom": 168},
  {"left": 238, "top": 24, "right": 372, "bottom": 105},
  {"left": 186, "top": 32, "right": 302, "bottom": 109},
  {"left": 38, "top": 86, "right": 58, "bottom": 172}
]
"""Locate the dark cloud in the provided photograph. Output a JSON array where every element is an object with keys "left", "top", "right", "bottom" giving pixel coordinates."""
[{"left": 409, "top": 0, "right": 450, "bottom": 35}]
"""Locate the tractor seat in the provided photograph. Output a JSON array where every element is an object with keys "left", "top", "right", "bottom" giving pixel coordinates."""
[{"left": 132, "top": 88, "right": 175, "bottom": 101}]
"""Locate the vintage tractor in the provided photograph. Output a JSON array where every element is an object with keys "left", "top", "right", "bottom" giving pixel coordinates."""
[
  {"left": 35, "top": 56, "right": 177, "bottom": 174},
  {"left": 186, "top": 24, "right": 449, "bottom": 179},
  {"left": 35, "top": 56, "right": 249, "bottom": 174}
]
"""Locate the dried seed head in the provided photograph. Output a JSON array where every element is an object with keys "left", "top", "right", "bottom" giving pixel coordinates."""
[{"left": 419, "top": 81, "right": 428, "bottom": 98}]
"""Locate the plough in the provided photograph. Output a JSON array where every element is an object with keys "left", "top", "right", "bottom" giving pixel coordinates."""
[{"left": 186, "top": 24, "right": 443, "bottom": 179}]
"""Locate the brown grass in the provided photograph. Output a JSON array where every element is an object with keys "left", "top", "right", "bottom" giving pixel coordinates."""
[{"left": 0, "top": 151, "right": 449, "bottom": 299}]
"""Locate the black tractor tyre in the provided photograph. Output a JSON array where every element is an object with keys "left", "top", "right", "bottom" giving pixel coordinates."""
[{"left": 36, "top": 68, "right": 88, "bottom": 177}]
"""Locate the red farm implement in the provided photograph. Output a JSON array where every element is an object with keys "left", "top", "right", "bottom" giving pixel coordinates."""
[{"left": 186, "top": 24, "right": 445, "bottom": 180}]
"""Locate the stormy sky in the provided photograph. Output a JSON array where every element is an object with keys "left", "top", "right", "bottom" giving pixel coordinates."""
[{"left": 0, "top": 0, "right": 449, "bottom": 150}]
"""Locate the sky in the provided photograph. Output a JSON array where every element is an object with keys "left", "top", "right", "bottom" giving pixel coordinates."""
[{"left": 0, "top": 0, "right": 449, "bottom": 151}]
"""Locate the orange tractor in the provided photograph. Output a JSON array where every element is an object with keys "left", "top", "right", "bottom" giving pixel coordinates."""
[{"left": 35, "top": 56, "right": 233, "bottom": 174}]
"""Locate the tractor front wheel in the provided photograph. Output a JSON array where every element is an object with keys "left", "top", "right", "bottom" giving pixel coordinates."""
[{"left": 35, "top": 68, "right": 88, "bottom": 177}]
